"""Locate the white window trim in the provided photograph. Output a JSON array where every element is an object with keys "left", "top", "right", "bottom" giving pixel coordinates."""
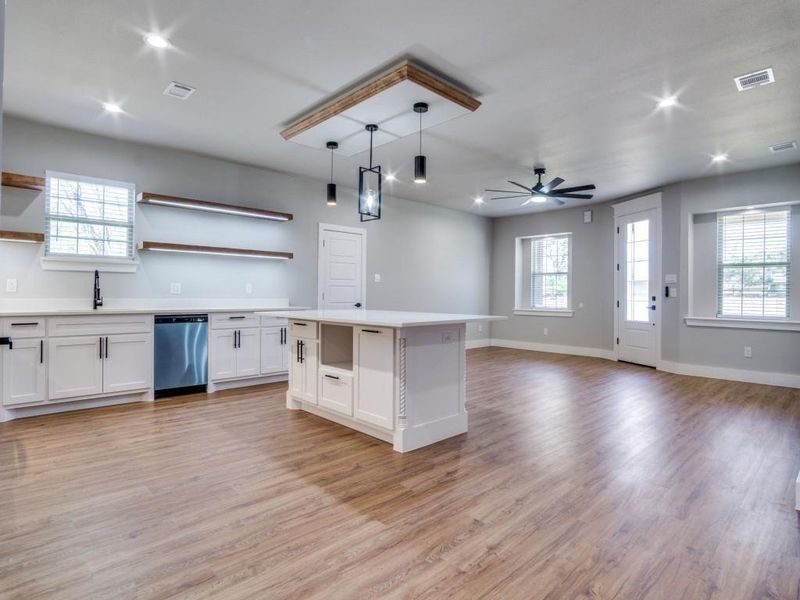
[
  {"left": 514, "top": 232, "right": 573, "bottom": 314},
  {"left": 684, "top": 316, "right": 800, "bottom": 332}
]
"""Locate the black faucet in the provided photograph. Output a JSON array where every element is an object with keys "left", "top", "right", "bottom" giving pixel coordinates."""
[{"left": 93, "top": 270, "right": 103, "bottom": 310}]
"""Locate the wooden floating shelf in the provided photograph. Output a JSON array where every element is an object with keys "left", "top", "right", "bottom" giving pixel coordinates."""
[
  {"left": 2, "top": 172, "right": 45, "bottom": 191},
  {"left": 0, "top": 229, "right": 45, "bottom": 243},
  {"left": 138, "top": 241, "right": 293, "bottom": 260},
  {"left": 137, "top": 192, "right": 293, "bottom": 222}
]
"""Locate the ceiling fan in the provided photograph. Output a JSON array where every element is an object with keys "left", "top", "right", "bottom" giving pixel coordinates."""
[{"left": 486, "top": 167, "right": 596, "bottom": 206}]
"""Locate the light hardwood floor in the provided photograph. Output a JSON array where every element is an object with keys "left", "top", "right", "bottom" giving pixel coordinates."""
[{"left": 1, "top": 347, "right": 799, "bottom": 599}]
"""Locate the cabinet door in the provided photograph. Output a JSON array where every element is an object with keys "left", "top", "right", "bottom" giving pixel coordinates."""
[
  {"left": 210, "top": 330, "right": 237, "bottom": 381},
  {"left": 355, "top": 327, "right": 394, "bottom": 430},
  {"left": 49, "top": 336, "right": 103, "bottom": 400},
  {"left": 319, "top": 371, "right": 353, "bottom": 416},
  {"left": 301, "top": 340, "right": 318, "bottom": 405},
  {"left": 260, "top": 327, "right": 285, "bottom": 375},
  {"left": 103, "top": 334, "right": 152, "bottom": 394},
  {"left": 2, "top": 338, "right": 46, "bottom": 406},
  {"left": 288, "top": 338, "right": 305, "bottom": 398},
  {"left": 236, "top": 328, "right": 260, "bottom": 378}
]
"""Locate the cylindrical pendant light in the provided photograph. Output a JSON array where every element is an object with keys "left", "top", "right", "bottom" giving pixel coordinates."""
[
  {"left": 413, "top": 102, "right": 429, "bottom": 184},
  {"left": 326, "top": 141, "right": 338, "bottom": 206}
]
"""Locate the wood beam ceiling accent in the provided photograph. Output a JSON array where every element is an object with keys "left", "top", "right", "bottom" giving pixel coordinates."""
[
  {"left": 2, "top": 172, "right": 45, "bottom": 191},
  {"left": 280, "top": 60, "right": 481, "bottom": 141},
  {"left": 138, "top": 241, "right": 293, "bottom": 260}
]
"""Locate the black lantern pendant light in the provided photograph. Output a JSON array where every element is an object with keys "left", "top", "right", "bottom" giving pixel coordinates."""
[
  {"left": 326, "top": 141, "right": 338, "bottom": 206},
  {"left": 358, "top": 124, "right": 381, "bottom": 221},
  {"left": 413, "top": 102, "right": 429, "bottom": 184}
]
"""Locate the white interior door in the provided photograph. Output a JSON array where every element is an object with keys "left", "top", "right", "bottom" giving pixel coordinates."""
[
  {"left": 318, "top": 224, "right": 366, "bottom": 309},
  {"left": 616, "top": 208, "right": 659, "bottom": 366}
]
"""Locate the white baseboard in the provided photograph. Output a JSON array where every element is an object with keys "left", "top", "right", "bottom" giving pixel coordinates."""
[
  {"left": 208, "top": 373, "right": 288, "bottom": 392},
  {"left": 490, "top": 338, "right": 616, "bottom": 360},
  {"left": 465, "top": 338, "right": 491, "bottom": 349},
  {"left": 657, "top": 360, "right": 800, "bottom": 389}
]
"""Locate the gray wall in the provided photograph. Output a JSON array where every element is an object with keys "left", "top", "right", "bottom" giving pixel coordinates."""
[
  {"left": 0, "top": 117, "right": 491, "bottom": 338},
  {"left": 491, "top": 164, "right": 800, "bottom": 374}
]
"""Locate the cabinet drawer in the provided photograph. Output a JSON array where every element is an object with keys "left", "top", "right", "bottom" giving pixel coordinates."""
[
  {"left": 210, "top": 312, "right": 259, "bottom": 330},
  {"left": 2, "top": 318, "right": 47, "bottom": 338},
  {"left": 260, "top": 316, "right": 288, "bottom": 327},
  {"left": 289, "top": 319, "right": 317, "bottom": 340},
  {"left": 47, "top": 314, "right": 153, "bottom": 337},
  {"left": 319, "top": 369, "right": 353, "bottom": 416}
]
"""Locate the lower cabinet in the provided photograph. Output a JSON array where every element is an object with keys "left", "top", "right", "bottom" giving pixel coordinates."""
[
  {"left": 2, "top": 338, "right": 47, "bottom": 406},
  {"left": 104, "top": 334, "right": 153, "bottom": 394},
  {"left": 210, "top": 327, "right": 261, "bottom": 381},
  {"left": 260, "top": 326, "right": 288, "bottom": 374},
  {"left": 289, "top": 337, "right": 318, "bottom": 404},
  {"left": 355, "top": 326, "right": 394, "bottom": 430},
  {"left": 319, "top": 370, "right": 353, "bottom": 416}
]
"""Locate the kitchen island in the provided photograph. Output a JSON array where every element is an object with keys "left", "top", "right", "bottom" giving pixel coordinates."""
[{"left": 256, "top": 309, "right": 505, "bottom": 452}]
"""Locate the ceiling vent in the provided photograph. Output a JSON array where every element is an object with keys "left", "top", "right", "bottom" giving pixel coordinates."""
[
  {"left": 163, "top": 81, "right": 196, "bottom": 100},
  {"left": 734, "top": 67, "right": 774, "bottom": 91},
  {"left": 769, "top": 140, "right": 798, "bottom": 153}
]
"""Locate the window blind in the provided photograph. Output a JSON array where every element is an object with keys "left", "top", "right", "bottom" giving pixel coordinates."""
[
  {"left": 717, "top": 209, "right": 790, "bottom": 318},
  {"left": 45, "top": 171, "right": 135, "bottom": 259},
  {"left": 531, "top": 235, "right": 570, "bottom": 309}
]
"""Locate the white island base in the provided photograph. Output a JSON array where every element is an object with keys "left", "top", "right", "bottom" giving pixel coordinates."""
[{"left": 260, "top": 310, "right": 503, "bottom": 453}]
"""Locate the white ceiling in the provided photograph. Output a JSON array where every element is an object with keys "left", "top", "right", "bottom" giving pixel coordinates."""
[{"left": 4, "top": 0, "right": 800, "bottom": 217}]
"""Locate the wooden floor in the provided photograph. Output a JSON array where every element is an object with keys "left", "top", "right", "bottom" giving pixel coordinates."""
[{"left": 1, "top": 348, "right": 799, "bottom": 599}]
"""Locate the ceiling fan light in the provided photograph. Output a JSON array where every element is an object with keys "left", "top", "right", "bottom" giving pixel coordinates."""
[
  {"left": 414, "top": 155, "right": 427, "bottom": 184},
  {"left": 531, "top": 195, "right": 547, "bottom": 203}
]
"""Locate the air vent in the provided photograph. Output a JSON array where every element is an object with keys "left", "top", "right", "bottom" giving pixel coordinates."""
[
  {"left": 734, "top": 68, "right": 774, "bottom": 91},
  {"left": 163, "top": 81, "right": 196, "bottom": 100},
  {"left": 769, "top": 141, "right": 798, "bottom": 153}
]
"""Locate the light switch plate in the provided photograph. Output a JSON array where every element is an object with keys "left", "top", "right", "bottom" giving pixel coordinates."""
[
  {"left": 583, "top": 210, "right": 592, "bottom": 223},
  {"left": 170, "top": 282, "right": 182, "bottom": 295},
  {"left": 245, "top": 282, "right": 253, "bottom": 294},
  {"left": 669, "top": 286, "right": 678, "bottom": 298},
  {"left": 665, "top": 274, "right": 678, "bottom": 284},
  {"left": 374, "top": 273, "right": 381, "bottom": 283},
  {"left": 6, "top": 278, "right": 18, "bottom": 293}
]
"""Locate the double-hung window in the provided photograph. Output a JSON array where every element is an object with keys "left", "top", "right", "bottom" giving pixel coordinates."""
[
  {"left": 45, "top": 171, "right": 135, "bottom": 260},
  {"left": 717, "top": 208, "right": 790, "bottom": 319},
  {"left": 530, "top": 234, "right": 571, "bottom": 310}
]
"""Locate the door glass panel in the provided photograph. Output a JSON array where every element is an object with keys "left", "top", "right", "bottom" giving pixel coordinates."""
[{"left": 626, "top": 219, "right": 650, "bottom": 322}]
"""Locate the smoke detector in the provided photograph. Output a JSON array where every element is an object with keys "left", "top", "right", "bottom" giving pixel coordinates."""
[
  {"left": 163, "top": 81, "right": 196, "bottom": 100},
  {"left": 769, "top": 141, "right": 797, "bottom": 153},
  {"left": 734, "top": 68, "right": 775, "bottom": 91}
]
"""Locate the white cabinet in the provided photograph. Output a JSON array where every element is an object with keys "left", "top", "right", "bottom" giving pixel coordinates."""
[
  {"left": 261, "top": 326, "right": 288, "bottom": 375},
  {"left": 355, "top": 326, "right": 394, "bottom": 430},
  {"left": 319, "top": 369, "right": 353, "bottom": 416},
  {"left": 49, "top": 336, "right": 104, "bottom": 400},
  {"left": 103, "top": 334, "right": 153, "bottom": 394},
  {"left": 2, "top": 338, "right": 47, "bottom": 406},
  {"left": 210, "top": 327, "right": 262, "bottom": 381},
  {"left": 289, "top": 337, "right": 317, "bottom": 404}
]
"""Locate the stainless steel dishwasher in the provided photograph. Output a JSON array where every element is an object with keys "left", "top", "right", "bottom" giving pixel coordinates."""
[{"left": 154, "top": 314, "right": 208, "bottom": 398}]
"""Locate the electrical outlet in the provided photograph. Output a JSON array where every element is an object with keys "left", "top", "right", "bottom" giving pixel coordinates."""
[
  {"left": 543, "top": 327, "right": 548, "bottom": 336},
  {"left": 442, "top": 332, "right": 455, "bottom": 344},
  {"left": 245, "top": 282, "right": 253, "bottom": 294},
  {"left": 478, "top": 323, "right": 483, "bottom": 333},
  {"left": 744, "top": 346, "right": 752, "bottom": 358},
  {"left": 6, "top": 278, "right": 18, "bottom": 293},
  {"left": 170, "top": 282, "right": 182, "bottom": 295},
  {"left": 374, "top": 273, "right": 381, "bottom": 283}
]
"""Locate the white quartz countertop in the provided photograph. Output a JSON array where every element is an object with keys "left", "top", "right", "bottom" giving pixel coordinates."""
[
  {"left": 0, "top": 306, "right": 309, "bottom": 317},
  {"left": 256, "top": 309, "right": 506, "bottom": 328}
]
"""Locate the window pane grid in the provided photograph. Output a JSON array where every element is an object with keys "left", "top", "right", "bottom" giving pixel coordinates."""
[
  {"left": 531, "top": 235, "right": 569, "bottom": 309},
  {"left": 717, "top": 209, "right": 790, "bottom": 319},
  {"left": 626, "top": 219, "right": 650, "bottom": 322},
  {"left": 45, "top": 172, "right": 135, "bottom": 259}
]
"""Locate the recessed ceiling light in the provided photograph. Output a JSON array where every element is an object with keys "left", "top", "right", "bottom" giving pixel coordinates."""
[
  {"left": 473, "top": 196, "right": 484, "bottom": 205},
  {"left": 385, "top": 173, "right": 397, "bottom": 182},
  {"left": 102, "top": 102, "right": 123, "bottom": 114},
  {"left": 144, "top": 33, "right": 170, "bottom": 49},
  {"left": 711, "top": 153, "right": 729, "bottom": 163},
  {"left": 657, "top": 95, "right": 678, "bottom": 109}
]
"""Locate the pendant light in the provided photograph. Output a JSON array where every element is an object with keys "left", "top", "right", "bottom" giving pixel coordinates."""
[
  {"left": 413, "top": 102, "right": 428, "bottom": 184},
  {"left": 326, "top": 141, "right": 338, "bottom": 206},
  {"left": 358, "top": 124, "right": 381, "bottom": 221}
]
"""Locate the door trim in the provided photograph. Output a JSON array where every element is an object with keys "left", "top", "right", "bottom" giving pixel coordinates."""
[
  {"left": 612, "top": 193, "right": 662, "bottom": 365},
  {"left": 317, "top": 223, "right": 367, "bottom": 309}
]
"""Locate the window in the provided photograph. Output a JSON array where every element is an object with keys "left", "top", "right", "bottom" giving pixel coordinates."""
[
  {"left": 45, "top": 171, "right": 135, "bottom": 260},
  {"left": 530, "top": 234, "right": 570, "bottom": 310},
  {"left": 626, "top": 219, "right": 650, "bottom": 322},
  {"left": 717, "top": 209, "right": 790, "bottom": 319}
]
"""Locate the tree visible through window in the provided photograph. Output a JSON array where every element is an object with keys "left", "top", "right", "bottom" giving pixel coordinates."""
[
  {"left": 717, "top": 209, "right": 790, "bottom": 318},
  {"left": 45, "top": 171, "right": 135, "bottom": 259},
  {"left": 531, "top": 235, "right": 570, "bottom": 309}
]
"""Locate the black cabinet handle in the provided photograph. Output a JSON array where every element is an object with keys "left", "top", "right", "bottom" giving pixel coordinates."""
[
  {"left": 324, "top": 374, "right": 340, "bottom": 380},
  {"left": 105, "top": 337, "right": 109, "bottom": 359},
  {"left": 0, "top": 337, "right": 12, "bottom": 350},
  {"left": 299, "top": 340, "right": 305, "bottom": 363},
  {"left": 362, "top": 329, "right": 381, "bottom": 334},
  {"left": 40, "top": 340, "right": 44, "bottom": 364},
  {"left": 293, "top": 322, "right": 307, "bottom": 326},
  {"left": 228, "top": 316, "right": 246, "bottom": 320},
  {"left": 99, "top": 337, "right": 103, "bottom": 359},
  {"left": 11, "top": 322, "right": 39, "bottom": 327}
]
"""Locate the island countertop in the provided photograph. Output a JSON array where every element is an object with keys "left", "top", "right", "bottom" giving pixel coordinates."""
[{"left": 255, "top": 309, "right": 506, "bottom": 328}]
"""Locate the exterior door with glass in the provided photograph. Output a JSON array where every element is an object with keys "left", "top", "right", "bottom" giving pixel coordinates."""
[{"left": 616, "top": 209, "right": 659, "bottom": 366}]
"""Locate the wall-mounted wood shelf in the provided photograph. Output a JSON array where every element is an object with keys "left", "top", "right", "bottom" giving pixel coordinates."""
[
  {"left": 0, "top": 230, "right": 45, "bottom": 243},
  {"left": 137, "top": 192, "right": 293, "bottom": 222},
  {"left": 137, "top": 241, "right": 293, "bottom": 260},
  {"left": 2, "top": 172, "right": 45, "bottom": 191}
]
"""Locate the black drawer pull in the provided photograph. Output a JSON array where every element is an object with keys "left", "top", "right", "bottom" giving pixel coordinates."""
[
  {"left": 362, "top": 329, "right": 381, "bottom": 334},
  {"left": 324, "top": 374, "right": 340, "bottom": 380},
  {"left": 228, "top": 316, "right": 246, "bottom": 320},
  {"left": 293, "top": 322, "right": 308, "bottom": 326},
  {"left": 11, "top": 322, "right": 39, "bottom": 326},
  {"left": 40, "top": 340, "right": 44, "bottom": 364}
]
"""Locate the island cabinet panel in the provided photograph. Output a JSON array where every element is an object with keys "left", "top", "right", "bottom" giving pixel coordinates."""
[
  {"left": 289, "top": 337, "right": 318, "bottom": 404},
  {"left": 354, "top": 326, "right": 394, "bottom": 430},
  {"left": 319, "top": 370, "right": 353, "bottom": 416},
  {"left": 2, "top": 338, "right": 47, "bottom": 406}
]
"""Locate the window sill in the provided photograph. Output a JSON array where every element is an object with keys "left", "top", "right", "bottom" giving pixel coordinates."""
[
  {"left": 684, "top": 316, "right": 800, "bottom": 332},
  {"left": 41, "top": 255, "right": 139, "bottom": 273},
  {"left": 514, "top": 309, "right": 574, "bottom": 317}
]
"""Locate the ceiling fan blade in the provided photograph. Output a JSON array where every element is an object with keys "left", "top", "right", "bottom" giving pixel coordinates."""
[
  {"left": 488, "top": 194, "right": 532, "bottom": 200},
  {"left": 485, "top": 188, "right": 528, "bottom": 194},
  {"left": 532, "top": 182, "right": 543, "bottom": 192},
  {"left": 520, "top": 198, "right": 535, "bottom": 206},
  {"left": 508, "top": 180, "right": 533, "bottom": 192},
  {"left": 541, "top": 177, "right": 565, "bottom": 193},
  {"left": 553, "top": 193, "right": 593, "bottom": 199},
  {"left": 551, "top": 184, "right": 596, "bottom": 194},
  {"left": 548, "top": 197, "right": 566, "bottom": 206}
]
